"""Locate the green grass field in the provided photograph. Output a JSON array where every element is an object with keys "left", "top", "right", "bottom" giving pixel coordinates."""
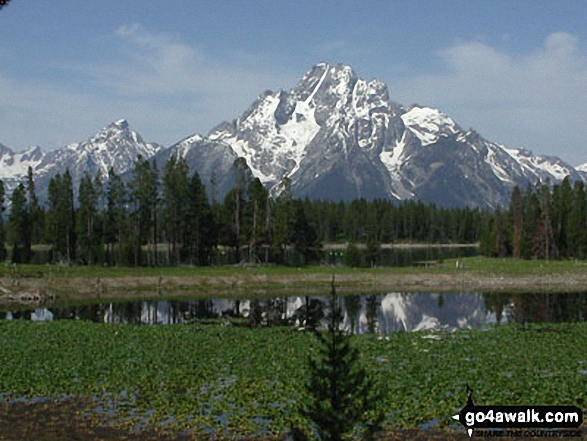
[
  {"left": 2, "top": 256, "right": 586, "bottom": 279},
  {"left": 2, "top": 256, "right": 587, "bottom": 303}
]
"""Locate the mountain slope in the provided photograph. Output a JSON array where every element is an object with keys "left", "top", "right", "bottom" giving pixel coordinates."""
[
  {"left": 152, "top": 134, "right": 240, "bottom": 202},
  {"left": 200, "top": 63, "right": 583, "bottom": 207},
  {"left": 0, "top": 144, "right": 44, "bottom": 193},
  {"left": 1, "top": 64, "right": 585, "bottom": 208},
  {"left": 0, "top": 120, "right": 162, "bottom": 200}
]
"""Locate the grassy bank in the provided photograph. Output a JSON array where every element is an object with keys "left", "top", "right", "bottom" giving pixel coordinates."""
[
  {"left": 2, "top": 257, "right": 587, "bottom": 304},
  {"left": 3, "top": 256, "right": 585, "bottom": 278},
  {"left": 0, "top": 320, "right": 585, "bottom": 439}
]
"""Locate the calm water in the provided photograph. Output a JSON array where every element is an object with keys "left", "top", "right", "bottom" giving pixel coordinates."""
[{"left": 2, "top": 291, "right": 586, "bottom": 333}]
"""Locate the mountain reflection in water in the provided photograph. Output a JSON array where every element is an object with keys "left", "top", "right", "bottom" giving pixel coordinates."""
[{"left": 2, "top": 292, "right": 587, "bottom": 334}]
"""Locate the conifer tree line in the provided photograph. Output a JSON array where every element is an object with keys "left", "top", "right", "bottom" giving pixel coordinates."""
[
  {"left": 480, "top": 177, "right": 587, "bottom": 260},
  {"left": 1, "top": 156, "right": 490, "bottom": 267}
]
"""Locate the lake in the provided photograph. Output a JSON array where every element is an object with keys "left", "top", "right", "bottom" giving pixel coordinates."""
[{"left": 3, "top": 291, "right": 586, "bottom": 332}]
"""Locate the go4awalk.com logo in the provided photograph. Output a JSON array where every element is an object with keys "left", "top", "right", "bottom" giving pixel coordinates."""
[{"left": 452, "top": 386, "right": 583, "bottom": 438}]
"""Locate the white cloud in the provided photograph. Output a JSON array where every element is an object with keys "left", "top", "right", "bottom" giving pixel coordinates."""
[
  {"left": 387, "top": 32, "right": 587, "bottom": 165},
  {"left": 0, "top": 24, "right": 294, "bottom": 151},
  {"left": 3, "top": 25, "right": 587, "bottom": 167},
  {"left": 95, "top": 24, "right": 294, "bottom": 122}
]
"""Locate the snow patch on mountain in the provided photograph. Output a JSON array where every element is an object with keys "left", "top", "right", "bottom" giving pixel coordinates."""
[
  {"left": 80, "top": 119, "right": 161, "bottom": 172},
  {"left": 503, "top": 147, "right": 572, "bottom": 181},
  {"left": 484, "top": 144, "right": 514, "bottom": 184},
  {"left": 0, "top": 145, "right": 44, "bottom": 179},
  {"left": 3, "top": 63, "right": 586, "bottom": 208},
  {"left": 171, "top": 134, "right": 204, "bottom": 159},
  {"left": 207, "top": 68, "right": 330, "bottom": 185},
  {"left": 209, "top": 92, "right": 301, "bottom": 184},
  {"left": 0, "top": 120, "right": 161, "bottom": 202},
  {"left": 379, "top": 132, "right": 414, "bottom": 199},
  {"left": 401, "top": 106, "right": 458, "bottom": 146}
]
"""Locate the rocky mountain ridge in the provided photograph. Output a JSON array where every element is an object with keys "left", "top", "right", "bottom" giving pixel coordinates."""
[
  {"left": 0, "top": 119, "right": 162, "bottom": 199},
  {"left": 1, "top": 63, "right": 585, "bottom": 207}
]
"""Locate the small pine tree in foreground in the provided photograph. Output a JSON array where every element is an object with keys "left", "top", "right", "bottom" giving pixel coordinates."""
[{"left": 293, "top": 278, "right": 384, "bottom": 440}]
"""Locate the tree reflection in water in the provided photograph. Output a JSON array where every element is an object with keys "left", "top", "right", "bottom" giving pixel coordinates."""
[
  {"left": 483, "top": 292, "right": 587, "bottom": 324},
  {"left": 3, "top": 291, "right": 587, "bottom": 333}
]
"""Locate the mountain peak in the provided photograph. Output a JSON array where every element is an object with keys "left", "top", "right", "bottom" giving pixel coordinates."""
[
  {"left": 89, "top": 119, "right": 139, "bottom": 146},
  {"left": 113, "top": 119, "right": 129, "bottom": 129},
  {"left": 401, "top": 106, "right": 459, "bottom": 146},
  {"left": 0, "top": 143, "right": 13, "bottom": 156},
  {"left": 21, "top": 145, "right": 44, "bottom": 162},
  {"left": 2, "top": 63, "right": 584, "bottom": 208},
  {"left": 196, "top": 63, "right": 585, "bottom": 207}
]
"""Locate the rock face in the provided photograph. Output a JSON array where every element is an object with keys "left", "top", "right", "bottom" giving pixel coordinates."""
[
  {"left": 206, "top": 64, "right": 401, "bottom": 201},
  {"left": 1, "top": 63, "right": 584, "bottom": 208},
  {"left": 36, "top": 119, "right": 162, "bottom": 200},
  {"left": 152, "top": 134, "right": 240, "bottom": 202},
  {"left": 0, "top": 120, "right": 162, "bottom": 200},
  {"left": 196, "top": 63, "right": 582, "bottom": 207},
  {"left": 0, "top": 144, "right": 44, "bottom": 195}
]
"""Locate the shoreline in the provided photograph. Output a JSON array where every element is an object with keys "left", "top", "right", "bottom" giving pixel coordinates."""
[{"left": 2, "top": 257, "right": 587, "bottom": 306}]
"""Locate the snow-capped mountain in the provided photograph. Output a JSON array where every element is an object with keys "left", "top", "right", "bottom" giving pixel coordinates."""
[
  {"left": 0, "top": 119, "right": 162, "bottom": 200},
  {"left": 1, "top": 63, "right": 585, "bottom": 208},
  {"left": 577, "top": 163, "right": 587, "bottom": 181},
  {"left": 0, "top": 143, "right": 44, "bottom": 195},
  {"left": 187, "top": 63, "right": 582, "bottom": 207},
  {"left": 152, "top": 134, "right": 240, "bottom": 202}
]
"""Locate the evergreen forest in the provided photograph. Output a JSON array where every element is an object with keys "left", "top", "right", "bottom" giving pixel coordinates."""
[{"left": 1, "top": 156, "right": 586, "bottom": 267}]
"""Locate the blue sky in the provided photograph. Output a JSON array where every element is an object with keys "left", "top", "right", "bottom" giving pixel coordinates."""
[{"left": 1, "top": 0, "right": 587, "bottom": 165}]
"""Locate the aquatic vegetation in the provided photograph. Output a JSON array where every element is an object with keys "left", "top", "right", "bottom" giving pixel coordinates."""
[{"left": 0, "top": 320, "right": 585, "bottom": 438}]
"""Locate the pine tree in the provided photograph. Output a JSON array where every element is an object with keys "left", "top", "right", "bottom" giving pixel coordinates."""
[
  {"left": 344, "top": 242, "right": 362, "bottom": 267},
  {"left": 105, "top": 168, "right": 129, "bottom": 265},
  {"left": 246, "top": 178, "right": 269, "bottom": 263},
  {"left": 46, "top": 174, "right": 61, "bottom": 261},
  {"left": 77, "top": 172, "right": 99, "bottom": 265},
  {"left": 479, "top": 214, "right": 496, "bottom": 257},
  {"left": 62, "top": 170, "right": 76, "bottom": 263},
  {"left": 26, "top": 166, "right": 43, "bottom": 245},
  {"left": 45, "top": 172, "right": 76, "bottom": 263},
  {"left": 296, "top": 279, "right": 384, "bottom": 440},
  {"left": 8, "top": 183, "right": 30, "bottom": 263},
  {"left": 494, "top": 207, "right": 507, "bottom": 258},
  {"left": 93, "top": 173, "right": 105, "bottom": 264},
  {"left": 129, "top": 156, "right": 159, "bottom": 266},
  {"left": 551, "top": 177, "right": 572, "bottom": 257},
  {"left": 568, "top": 181, "right": 587, "bottom": 259},
  {"left": 222, "top": 187, "right": 245, "bottom": 262},
  {"left": 162, "top": 156, "right": 190, "bottom": 265},
  {"left": 273, "top": 177, "right": 295, "bottom": 263},
  {"left": 364, "top": 234, "right": 380, "bottom": 267},
  {"left": 148, "top": 160, "right": 159, "bottom": 267},
  {"left": 0, "top": 179, "right": 6, "bottom": 261},
  {"left": 185, "top": 171, "right": 216, "bottom": 265},
  {"left": 533, "top": 183, "right": 558, "bottom": 260},
  {"left": 509, "top": 186, "right": 524, "bottom": 259},
  {"left": 291, "top": 200, "right": 320, "bottom": 265},
  {"left": 225, "top": 157, "right": 251, "bottom": 262}
]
